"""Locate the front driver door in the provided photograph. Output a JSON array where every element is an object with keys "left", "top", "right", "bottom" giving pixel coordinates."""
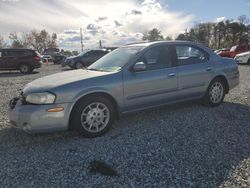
[{"left": 123, "top": 45, "right": 178, "bottom": 112}]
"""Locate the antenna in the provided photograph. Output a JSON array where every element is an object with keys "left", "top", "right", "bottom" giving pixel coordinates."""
[{"left": 80, "top": 28, "right": 84, "bottom": 52}]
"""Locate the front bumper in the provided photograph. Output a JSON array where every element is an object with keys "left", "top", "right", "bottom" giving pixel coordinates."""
[
  {"left": 234, "top": 57, "right": 248, "bottom": 64},
  {"left": 8, "top": 99, "right": 72, "bottom": 133}
]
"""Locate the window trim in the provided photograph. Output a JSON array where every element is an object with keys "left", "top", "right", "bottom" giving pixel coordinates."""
[{"left": 174, "top": 44, "right": 210, "bottom": 67}]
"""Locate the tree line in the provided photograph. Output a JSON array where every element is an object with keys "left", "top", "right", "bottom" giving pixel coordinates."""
[
  {"left": 0, "top": 29, "right": 57, "bottom": 53},
  {"left": 143, "top": 15, "right": 250, "bottom": 50}
]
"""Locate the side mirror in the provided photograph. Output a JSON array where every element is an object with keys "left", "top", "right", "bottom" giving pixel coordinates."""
[{"left": 132, "top": 62, "right": 147, "bottom": 72}]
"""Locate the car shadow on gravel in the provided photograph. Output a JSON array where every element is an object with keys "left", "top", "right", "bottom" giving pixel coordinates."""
[
  {"left": 0, "top": 101, "right": 249, "bottom": 187},
  {"left": 0, "top": 71, "right": 39, "bottom": 77}
]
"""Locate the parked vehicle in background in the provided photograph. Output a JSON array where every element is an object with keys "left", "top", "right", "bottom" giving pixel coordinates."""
[
  {"left": 41, "top": 55, "right": 53, "bottom": 63},
  {"left": 53, "top": 55, "right": 66, "bottom": 64},
  {"left": 9, "top": 41, "right": 239, "bottom": 137},
  {"left": 62, "top": 49, "right": 109, "bottom": 69},
  {"left": 214, "top": 48, "right": 229, "bottom": 54},
  {"left": 0, "top": 49, "right": 41, "bottom": 74},
  {"left": 234, "top": 51, "right": 250, "bottom": 64},
  {"left": 217, "top": 44, "right": 250, "bottom": 58}
]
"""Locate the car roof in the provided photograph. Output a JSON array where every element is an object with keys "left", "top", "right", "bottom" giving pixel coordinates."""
[
  {"left": 126, "top": 40, "right": 204, "bottom": 47},
  {"left": 125, "top": 40, "right": 213, "bottom": 53},
  {"left": 0, "top": 48, "right": 34, "bottom": 51}
]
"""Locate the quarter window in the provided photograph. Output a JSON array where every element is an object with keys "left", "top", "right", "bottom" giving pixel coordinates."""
[{"left": 175, "top": 45, "right": 208, "bottom": 66}]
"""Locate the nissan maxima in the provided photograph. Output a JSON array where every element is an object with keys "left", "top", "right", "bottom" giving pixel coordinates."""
[{"left": 9, "top": 41, "right": 239, "bottom": 137}]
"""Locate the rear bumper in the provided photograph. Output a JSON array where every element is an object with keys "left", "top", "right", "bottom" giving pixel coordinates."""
[
  {"left": 32, "top": 62, "right": 42, "bottom": 68},
  {"left": 228, "top": 71, "right": 240, "bottom": 90},
  {"left": 8, "top": 99, "right": 72, "bottom": 133}
]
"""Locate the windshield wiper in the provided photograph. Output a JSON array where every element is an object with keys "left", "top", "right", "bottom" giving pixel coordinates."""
[{"left": 87, "top": 68, "right": 106, "bottom": 72}]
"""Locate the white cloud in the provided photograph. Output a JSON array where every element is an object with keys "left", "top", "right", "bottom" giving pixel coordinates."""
[
  {"left": 214, "top": 16, "right": 227, "bottom": 23},
  {"left": 0, "top": 0, "right": 194, "bottom": 50}
]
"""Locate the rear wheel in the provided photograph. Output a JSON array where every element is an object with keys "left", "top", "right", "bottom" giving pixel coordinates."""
[
  {"left": 203, "top": 78, "right": 225, "bottom": 106},
  {"left": 71, "top": 96, "right": 115, "bottom": 137},
  {"left": 19, "top": 64, "right": 31, "bottom": 74},
  {"left": 247, "top": 58, "right": 250, "bottom": 65}
]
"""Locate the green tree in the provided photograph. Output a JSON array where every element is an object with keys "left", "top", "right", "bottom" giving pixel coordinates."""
[
  {"left": 9, "top": 32, "right": 24, "bottom": 48},
  {"left": 142, "top": 28, "right": 164, "bottom": 41},
  {"left": 175, "top": 15, "right": 250, "bottom": 49},
  {"left": 165, "top": 36, "right": 172, "bottom": 40}
]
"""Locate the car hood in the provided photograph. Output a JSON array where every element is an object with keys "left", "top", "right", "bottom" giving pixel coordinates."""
[{"left": 23, "top": 69, "right": 112, "bottom": 94}]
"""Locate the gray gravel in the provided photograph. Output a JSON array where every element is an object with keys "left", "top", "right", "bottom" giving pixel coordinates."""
[{"left": 0, "top": 64, "right": 249, "bottom": 187}]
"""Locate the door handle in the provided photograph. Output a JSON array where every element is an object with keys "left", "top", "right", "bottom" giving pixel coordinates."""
[
  {"left": 206, "top": 67, "right": 212, "bottom": 71},
  {"left": 168, "top": 73, "right": 176, "bottom": 77}
]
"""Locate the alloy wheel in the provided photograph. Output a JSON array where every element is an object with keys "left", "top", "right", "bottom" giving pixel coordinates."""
[
  {"left": 80, "top": 102, "right": 110, "bottom": 133},
  {"left": 209, "top": 81, "right": 224, "bottom": 104}
]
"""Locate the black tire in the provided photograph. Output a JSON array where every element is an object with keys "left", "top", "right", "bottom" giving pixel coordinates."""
[
  {"left": 203, "top": 78, "right": 225, "bottom": 107},
  {"left": 75, "top": 62, "right": 83, "bottom": 69},
  {"left": 19, "top": 64, "right": 31, "bottom": 74},
  {"left": 247, "top": 59, "right": 250, "bottom": 65},
  {"left": 71, "top": 95, "right": 115, "bottom": 138}
]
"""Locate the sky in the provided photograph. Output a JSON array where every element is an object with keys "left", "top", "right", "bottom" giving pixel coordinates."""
[{"left": 0, "top": 0, "right": 250, "bottom": 50}]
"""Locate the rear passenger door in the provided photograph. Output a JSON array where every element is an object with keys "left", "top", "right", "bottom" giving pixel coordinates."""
[
  {"left": 82, "top": 50, "right": 95, "bottom": 66},
  {"left": 174, "top": 44, "right": 213, "bottom": 99},
  {"left": 1, "top": 51, "right": 19, "bottom": 69}
]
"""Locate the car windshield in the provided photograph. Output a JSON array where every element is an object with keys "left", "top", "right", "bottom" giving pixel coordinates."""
[
  {"left": 78, "top": 50, "right": 89, "bottom": 57},
  {"left": 88, "top": 46, "right": 143, "bottom": 72}
]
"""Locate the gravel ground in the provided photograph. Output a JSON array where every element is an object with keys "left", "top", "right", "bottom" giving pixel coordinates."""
[{"left": 0, "top": 64, "right": 249, "bottom": 187}]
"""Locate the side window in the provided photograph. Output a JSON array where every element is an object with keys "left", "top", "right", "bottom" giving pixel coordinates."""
[
  {"left": 22, "top": 50, "right": 33, "bottom": 56},
  {"left": 138, "top": 45, "right": 173, "bottom": 70},
  {"left": 175, "top": 45, "right": 208, "bottom": 66},
  {"left": 2, "top": 51, "right": 13, "bottom": 57}
]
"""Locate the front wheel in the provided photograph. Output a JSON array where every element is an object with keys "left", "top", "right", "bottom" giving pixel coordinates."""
[
  {"left": 203, "top": 78, "right": 225, "bottom": 107},
  {"left": 75, "top": 62, "right": 83, "bottom": 69},
  {"left": 72, "top": 96, "right": 115, "bottom": 137}
]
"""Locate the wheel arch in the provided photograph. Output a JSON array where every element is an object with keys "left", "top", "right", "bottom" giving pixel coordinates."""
[
  {"left": 210, "top": 75, "right": 229, "bottom": 94},
  {"left": 68, "top": 92, "right": 120, "bottom": 130}
]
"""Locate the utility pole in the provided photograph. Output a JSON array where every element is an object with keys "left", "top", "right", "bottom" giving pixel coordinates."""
[
  {"left": 99, "top": 40, "right": 102, "bottom": 49},
  {"left": 80, "top": 28, "right": 84, "bottom": 52}
]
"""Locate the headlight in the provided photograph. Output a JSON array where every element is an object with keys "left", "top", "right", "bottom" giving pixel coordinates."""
[{"left": 26, "top": 92, "right": 56, "bottom": 104}]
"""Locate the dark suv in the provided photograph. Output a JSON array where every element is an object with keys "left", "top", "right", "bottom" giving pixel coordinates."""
[
  {"left": 0, "top": 49, "right": 41, "bottom": 74},
  {"left": 62, "top": 49, "right": 109, "bottom": 69}
]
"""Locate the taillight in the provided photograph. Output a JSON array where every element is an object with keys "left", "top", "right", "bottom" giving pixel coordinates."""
[{"left": 33, "top": 56, "right": 40, "bottom": 61}]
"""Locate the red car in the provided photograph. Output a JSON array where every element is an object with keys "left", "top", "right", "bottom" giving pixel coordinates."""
[{"left": 217, "top": 44, "right": 250, "bottom": 58}]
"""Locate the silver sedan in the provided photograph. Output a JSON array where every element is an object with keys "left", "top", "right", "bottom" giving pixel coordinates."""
[{"left": 9, "top": 41, "right": 239, "bottom": 137}]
